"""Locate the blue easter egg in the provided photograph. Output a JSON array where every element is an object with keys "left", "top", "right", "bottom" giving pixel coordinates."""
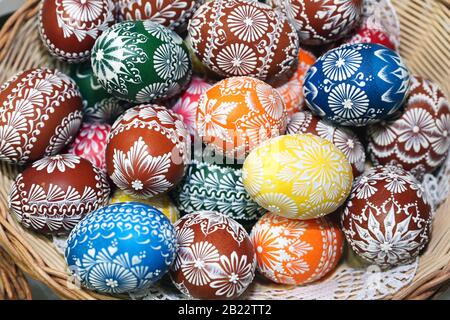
[
  {"left": 304, "top": 43, "right": 410, "bottom": 126},
  {"left": 65, "top": 202, "right": 177, "bottom": 294}
]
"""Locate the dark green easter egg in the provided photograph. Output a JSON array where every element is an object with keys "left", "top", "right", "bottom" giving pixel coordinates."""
[
  {"left": 170, "top": 159, "right": 265, "bottom": 231},
  {"left": 70, "top": 62, "right": 129, "bottom": 124},
  {"left": 91, "top": 21, "right": 192, "bottom": 103}
]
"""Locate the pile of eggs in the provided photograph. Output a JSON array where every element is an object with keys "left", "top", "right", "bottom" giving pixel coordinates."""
[{"left": 0, "top": 0, "right": 448, "bottom": 299}]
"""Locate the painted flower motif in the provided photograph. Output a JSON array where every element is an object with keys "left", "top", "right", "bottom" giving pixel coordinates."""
[
  {"left": 186, "top": 77, "right": 211, "bottom": 95},
  {"left": 154, "top": 44, "right": 174, "bottom": 80},
  {"left": 256, "top": 83, "right": 284, "bottom": 120},
  {"left": 369, "top": 122, "right": 398, "bottom": 146},
  {"left": 332, "top": 127, "right": 365, "bottom": 167},
  {"left": 173, "top": 46, "right": 190, "bottom": 81},
  {"left": 322, "top": 47, "right": 362, "bottom": 81},
  {"left": 32, "top": 154, "right": 80, "bottom": 173},
  {"left": 197, "top": 98, "right": 237, "bottom": 141},
  {"left": 62, "top": 0, "right": 104, "bottom": 22},
  {"left": 111, "top": 137, "right": 173, "bottom": 198},
  {"left": 328, "top": 83, "right": 369, "bottom": 120},
  {"left": 432, "top": 113, "right": 450, "bottom": 155},
  {"left": 143, "top": 20, "right": 172, "bottom": 41},
  {"left": 251, "top": 225, "right": 280, "bottom": 271},
  {"left": 396, "top": 108, "right": 436, "bottom": 153},
  {"left": 172, "top": 97, "right": 198, "bottom": 135},
  {"left": 254, "top": 193, "right": 298, "bottom": 218},
  {"left": 135, "top": 83, "right": 167, "bottom": 102},
  {"left": 352, "top": 205, "right": 423, "bottom": 266},
  {"left": 181, "top": 241, "right": 220, "bottom": 286},
  {"left": 227, "top": 5, "right": 269, "bottom": 42},
  {"left": 354, "top": 175, "right": 378, "bottom": 199},
  {"left": 209, "top": 252, "right": 255, "bottom": 298},
  {"left": 87, "top": 263, "right": 139, "bottom": 294},
  {"left": 92, "top": 23, "right": 148, "bottom": 95},
  {"left": 216, "top": 44, "right": 257, "bottom": 76}
]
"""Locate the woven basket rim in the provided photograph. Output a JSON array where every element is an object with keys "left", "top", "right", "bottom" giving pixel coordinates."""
[{"left": 0, "top": 0, "right": 449, "bottom": 300}]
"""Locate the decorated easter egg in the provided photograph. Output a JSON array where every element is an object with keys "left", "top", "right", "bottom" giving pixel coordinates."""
[
  {"left": 110, "top": 189, "right": 180, "bottom": 223},
  {"left": 170, "top": 76, "right": 212, "bottom": 136},
  {"left": 287, "top": 111, "right": 365, "bottom": 177},
  {"left": 0, "top": 68, "right": 83, "bottom": 165},
  {"left": 91, "top": 21, "right": 192, "bottom": 103},
  {"left": 9, "top": 154, "right": 110, "bottom": 234},
  {"left": 304, "top": 43, "right": 410, "bottom": 126},
  {"left": 39, "top": 0, "right": 115, "bottom": 63},
  {"left": 251, "top": 212, "right": 343, "bottom": 285},
  {"left": 65, "top": 202, "right": 177, "bottom": 294},
  {"left": 269, "top": 0, "right": 362, "bottom": 45},
  {"left": 106, "top": 104, "right": 190, "bottom": 198},
  {"left": 368, "top": 76, "right": 450, "bottom": 180},
  {"left": 70, "top": 62, "right": 129, "bottom": 124},
  {"left": 196, "top": 76, "right": 287, "bottom": 159},
  {"left": 341, "top": 165, "right": 432, "bottom": 267},
  {"left": 276, "top": 49, "right": 316, "bottom": 117},
  {"left": 344, "top": 24, "right": 396, "bottom": 51},
  {"left": 67, "top": 122, "right": 110, "bottom": 171},
  {"left": 243, "top": 134, "right": 353, "bottom": 220},
  {"left": 188, "top": 0, "right": 299, "bottom": 85},
  {"left": 170, "top": 211, "right": 256, "bottom": 299},
  {"left": 116, "top": 0, "right": 202, "bottom": 31},
  {"left": 171, "top": 159, "right": 264, "bottom": 230}
]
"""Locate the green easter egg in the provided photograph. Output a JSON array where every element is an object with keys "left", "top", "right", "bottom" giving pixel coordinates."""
[
  {"left": 70, "top": 62, "right": 129, "bottom": 124},
  {"left": 170, "top": 159, "right": 265, "bottom": 231},
  {"left": 91, "top": 21, "right": 192, "bottom": 103}
]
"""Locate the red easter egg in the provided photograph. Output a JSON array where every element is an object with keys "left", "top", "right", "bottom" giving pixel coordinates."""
[
  {"left": 341, "top": 165, "right": 432, "bottom": 268},
  {"left": 67, "top": 122, "right": 111, "bottom": 170},
  {"left": 287, "top": 110, "right": 366, "bottom": 177},
  {"left": 171, "top": 76, "right": 212, "bottom": 136},
  {"left": 105, "top": 104, "right": 190, "bottom": 198},
  {"left": 368, "top": 76, "right": 450, "bottom": 180},
  {"left": 9, "top": 154, "right": 110, "bottom": 234},
  {"left": 0, "top": 68, "right": 83, "bottom": 165},
  {"left": 170, "top": 211, "right": 256, "bottom": 299},
  {"left": 39, "top": 0, "right": 115, "bottom": 63},
  {"left": 345, "top": 25, "right": 396, "bottom": 50}
]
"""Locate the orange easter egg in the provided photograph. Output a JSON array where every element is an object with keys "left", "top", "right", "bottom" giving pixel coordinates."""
[
  {"left": 250, "top": 212, "right": 343, "bottom": 285},
  {"left": 276, "top": 49, "right": 316, "bottom": 117},
  {"left": 196, "top": 76, "right": 288, "bottom": 159}
]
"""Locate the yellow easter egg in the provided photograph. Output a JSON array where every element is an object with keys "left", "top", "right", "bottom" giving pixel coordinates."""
[
  {"left": 242, "top": 134, "right": 353, "bottom": 220},
  {"left": 110, "top": 189, "right": 180, "bottom": 223}
]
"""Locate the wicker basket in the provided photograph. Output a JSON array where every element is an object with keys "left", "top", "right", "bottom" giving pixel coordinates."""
[
  {"left": 0, "top": 246, "right": 32, "bottom": 300},
  {"left": 0, "top": 0, "right": 449, "bottom": 300}
]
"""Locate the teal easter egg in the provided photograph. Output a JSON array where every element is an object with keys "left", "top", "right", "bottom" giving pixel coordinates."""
[
  {"left": 91, "top": 21, "right": 192, "bottom": 103},
  {"left": 70, "top": 62, "right": 130, "bottom": 124},
  {"left": 170, "top": 159, "right": 265, "bottom": 230}
]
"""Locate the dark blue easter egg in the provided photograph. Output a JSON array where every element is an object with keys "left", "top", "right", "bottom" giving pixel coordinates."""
[
  {"left": 303, "top": 43, "right": 410, "bottom": 126},
  {"left": 65, "top": 202, "right": 177, "bottom": 294}
]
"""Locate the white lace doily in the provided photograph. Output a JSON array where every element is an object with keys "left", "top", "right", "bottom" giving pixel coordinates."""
[{"left": 51, "top": 0, "right": 445, "bottom": 300}]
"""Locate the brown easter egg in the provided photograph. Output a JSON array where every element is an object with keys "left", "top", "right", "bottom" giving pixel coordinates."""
[
  {"left": 0, "top": 68, "right": 83, "bottom": 165},
  {"left": 341, "top": 165, "right": 432, "bottom": 268},
  {"left": 188, "top": 0, "right": 299, "bottom": 85},
  {"left": 9, "top": 154, "right": 110, "bottom": 234},
  {"left": 170, "top": 211, "right": 256, "bottom": 299},
  {"left": 39, "top": 0, "right": 115, "bottom": 63},
  {"left": 105, "top": 104, "right": 190, "bottom": 198},
  {"left": 368, "top": 76, "right": 450, "bottom": 180}
]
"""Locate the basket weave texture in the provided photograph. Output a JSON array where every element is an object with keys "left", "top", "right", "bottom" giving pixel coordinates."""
[
  {"left": 0, "top": 246, "right": 32, "bottom": 300},
  {"left": 0, "top": 0, "right": 449, "bottom": 300}
]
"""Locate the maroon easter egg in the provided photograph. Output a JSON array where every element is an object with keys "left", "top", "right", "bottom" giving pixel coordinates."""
[
  {"left": 269, "top": 0, "right": 362, "bottom": 45},
  {"left": 116, "top": 0, "right": 203, "bottom": 31},
  {"left": 8, "top": 154, "right": 110, "bottom": 234},
  {"left": 368, "top": 76, "right": 450, "bottom": 180},
  {"left": 170, "top": 211, "right": 256, "bottom": 299},
  {"left": 341, "top": 165, "right": 432, "bottom": 268},
  {"left": 287, "top": 111, "right": 365, "bottom": 177},
  {"left": 39, "top": 0, "right": 115, "bottom": 63},
  {"left": 105, "top": 104, "right": 190, "bottom": 198},
  {"left": 0, "top": 68, "right": 83, "bottom": 165},
  {"left": 67, "top": 122, "right": 111, "bottom": 170},
  {"left": 170, "top": 76, "right": 212, "bottom": 136}
]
